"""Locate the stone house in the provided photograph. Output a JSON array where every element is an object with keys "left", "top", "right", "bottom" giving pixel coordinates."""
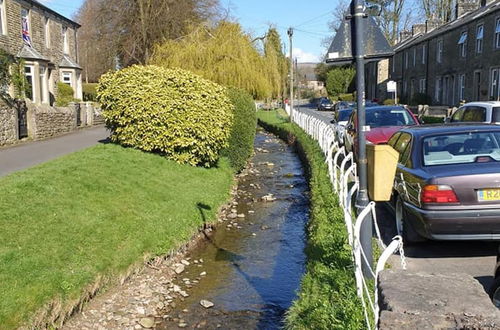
[
  {"left": 390, "top": 0, "right": 500, "bottom": 106},
  {"left": 0, "top": 0, "right": 82, "bottom": 105},
  {"left": 296, "top": 62, "right": 327, "bottom": 95}
]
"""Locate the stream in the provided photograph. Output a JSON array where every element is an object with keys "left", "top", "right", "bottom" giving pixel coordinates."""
[{"left": 159, "top": 130, "right": 309, "bottom": 329}]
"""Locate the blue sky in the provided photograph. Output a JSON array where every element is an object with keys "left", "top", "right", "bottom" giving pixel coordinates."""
[{"left": 40, "top": 0, "right": 336, "bottom": 63}]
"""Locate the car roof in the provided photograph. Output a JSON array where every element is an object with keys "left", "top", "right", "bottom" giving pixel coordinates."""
[
  {"left": 399, "top": 124, "right": 500, "bottom": 137},
  {"left": 462, "top": 101, "right": 500, "bottom": 107}
]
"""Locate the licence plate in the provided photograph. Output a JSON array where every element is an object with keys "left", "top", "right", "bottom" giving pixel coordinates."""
[{"left": 477, "top": 189, "right": 500, "bottom": 201}]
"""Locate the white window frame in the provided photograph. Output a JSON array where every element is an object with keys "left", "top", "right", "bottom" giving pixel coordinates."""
[
  {"left": 437, "top": 39, "right": 443, "bottom": 63},
  {"left": 62, "top": 26, "right": 69, "bottom": 54},
  {"left": 419, "top": 78, "right": 426, "bottom": 93},
  {"left": 459, "top": 74, "right": 466, "bottom": 101},
  {"left": 62, "top": 71, "right": 72, "bottom": 87},
  {"left": 413, "top": 47, "right": 416, "bottom": 66},
  {"left": 24, "top": 65, "right": 35, "bottom": 102},
  {"left": 39, "top": 66, "right": 48, "bottom": 104},
  {"left": 495, "top": 17, "right": 500, "bottom": 49},
  {"left": 491, "top": 68, "right": 500, "bottom": 101},
  {"left": 44, "top": 17, "right": 50, "bottom": 48},
  {"left": 458, "top": 31, "right": 468, "bottom": 57},
  {"left": 422, "top": 44, "right": 426, "bottom": 64},
  {"left": 404, "top": 51, "right": 409, "bottom": 69},
  {"left": 435, "top": 77, "right": 442, "bottom": 103},
  {"left": 476, "top": 24, "right": 484, "bottom": 54},
  {"left": 0, "top": 0, "right": 7, "bottom": 35}
]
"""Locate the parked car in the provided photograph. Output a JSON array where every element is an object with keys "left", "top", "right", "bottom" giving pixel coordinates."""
[
  {"left": 330, "top": 108, "right": 354, "bottom": 146},
  {"left": 386, "top": 124, "right": 500, "bottom": 243},
  {"left": 446, "top": 101, "right": 500, "bottom": 124},
  {"left": 333, "top": 101, "right": 355, "bottom": 112},
  {"left": 317, "top": 98, "right": 334, "bottom": 111},
  {"left": 343, "top": 105, "right": 419, "bottom": 156}
]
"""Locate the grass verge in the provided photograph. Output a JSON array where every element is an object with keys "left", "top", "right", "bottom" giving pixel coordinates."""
[
  {"left": 257, "top": 110, "right": 365, "bottom": 329},
  {"left": 0, "top": 143, "right": 234, "bottom": 328}
]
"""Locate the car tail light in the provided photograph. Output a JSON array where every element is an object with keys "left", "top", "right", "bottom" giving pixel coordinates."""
[{"left": 421, "top": 185, "right": 459, "bottom": 203}]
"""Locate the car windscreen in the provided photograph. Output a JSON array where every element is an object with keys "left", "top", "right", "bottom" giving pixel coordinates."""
[
  {"left": 365, "top": 108, "right": 416, "bottom": 128},
  {"left": 423, "top": 131, "right": 500, "bottom": 166},
  {"left": 338, "top": 109, "right": 353, "bottom": 121}
]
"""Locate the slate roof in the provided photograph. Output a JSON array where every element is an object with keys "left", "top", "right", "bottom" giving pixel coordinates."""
[
  {"left": 59, "top": 54, "right": 81, "bottom": 69},
  {"left": 297, "top": 63, "right": 319, "bottom": 81},
  {"left": 17, "top": 44, "right": 49, "bottom": 61},
  {"left": 394, "top": 0, "right": 500, "bottom": 51}
]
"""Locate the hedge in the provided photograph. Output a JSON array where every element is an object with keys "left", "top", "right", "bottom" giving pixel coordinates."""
[
  {"left": 96, "top": 65, "right": 234, "bottom": 167},
  {"left": 55, "top": 82, "right": 76, "bottom": 107},
  {"left": 83, "top": 83, "right": 98, "bottom": 102},
  {"left": 224, "top": 88, "right": 257, "bottom": 172}
]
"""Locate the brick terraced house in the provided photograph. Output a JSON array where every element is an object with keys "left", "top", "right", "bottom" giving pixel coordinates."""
[
  {"left": 0, "top": 0, "right": 82, "bottom": 105},
  {"left": 390, "top": 0, "right": 500, "bottom": 106}
]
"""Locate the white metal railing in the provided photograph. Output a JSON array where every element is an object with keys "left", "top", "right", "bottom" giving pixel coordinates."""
[{"left": 291, "top": 109, "right": 407, "bottom": 330}]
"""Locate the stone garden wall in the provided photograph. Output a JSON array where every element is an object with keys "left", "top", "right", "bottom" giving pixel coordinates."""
[{"left": 0, "top": 103, "right": 17, "bottom": 146}]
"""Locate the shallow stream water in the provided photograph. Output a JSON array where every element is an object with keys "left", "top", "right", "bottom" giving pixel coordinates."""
[{"left": 158, "top": 130, "right": 309, "bottom": 329}]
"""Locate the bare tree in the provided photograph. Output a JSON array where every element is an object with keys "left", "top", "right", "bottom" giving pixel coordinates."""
[{"left": 421, "top": 0, "right": 455, "bottom": 22}]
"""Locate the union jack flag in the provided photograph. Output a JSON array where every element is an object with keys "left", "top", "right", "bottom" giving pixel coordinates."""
[{"left": 22, "top": 11, "right": 31, "bottom": 46}]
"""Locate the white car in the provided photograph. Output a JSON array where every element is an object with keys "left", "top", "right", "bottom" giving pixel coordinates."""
[
  {"left": 330, "top": 108, "right": 354, "bottom": 145},
  {"left": 446, "top": 101, "right": 500, "bottom": 124}
]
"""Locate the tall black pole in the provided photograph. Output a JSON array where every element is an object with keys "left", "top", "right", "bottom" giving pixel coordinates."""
[
  {"left": 352, "top": 0, "right": 373, "bottom": 277},
  {"left": 288, "top": 28, "right": 294, "bottom": 122}
]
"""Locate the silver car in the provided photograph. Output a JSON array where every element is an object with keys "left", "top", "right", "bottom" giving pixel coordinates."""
[{"left": 446, "top": 101, "right": 500, "bottom": 124}]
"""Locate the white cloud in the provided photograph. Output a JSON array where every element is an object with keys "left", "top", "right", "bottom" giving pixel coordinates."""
[{"left": 289, "top": 48, "right": 320, "bottom": 63}]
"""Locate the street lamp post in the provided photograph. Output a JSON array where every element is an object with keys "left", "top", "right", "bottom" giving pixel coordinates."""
[{"left": 288, "top": 27, "right": 294, "bottom": 122}]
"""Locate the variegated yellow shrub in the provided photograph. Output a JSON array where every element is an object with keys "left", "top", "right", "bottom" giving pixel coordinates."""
[{"left": 97, "top": 65, "right": 234, "bottom": 167}]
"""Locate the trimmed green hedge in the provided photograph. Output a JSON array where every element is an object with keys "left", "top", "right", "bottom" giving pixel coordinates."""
[
  {"left": 97, "top": 65, "right": 234, "bottom": 167},
  {"left": 256, "top": 110, "right": 365, "bottom": 330},
  {"left": 83, "top": 83, "right": 98, "bottom": 102},
  {"left": 224, "top": 88, "right": 256, "bottom": 172},
  {"left": 55, "top": 82, "right": 75, "bottom": 107}
]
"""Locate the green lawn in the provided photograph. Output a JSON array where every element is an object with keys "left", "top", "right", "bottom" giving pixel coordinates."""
[
  {"left": 257, "top": 110, "right": 365, "bottom": 329},
  {"left": 0, "top": 143, "right": 234, "bottom": 328}
]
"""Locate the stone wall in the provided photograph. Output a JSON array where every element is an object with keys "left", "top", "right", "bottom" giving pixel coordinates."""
[
  {"left": 0, "top": 103, "right": 17, "bottom": 146},
  {"left": 378, "top": 270, "right": 500, "bottom": 329},
  {"left": 29, "top": 104, "right": 76, "bottom": 140}
]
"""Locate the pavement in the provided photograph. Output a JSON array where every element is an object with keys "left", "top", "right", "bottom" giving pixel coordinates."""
[
  {"left": 0, "top": 126, "right": 109, "bottom": 177},
  {"left": 295, "top": 103, "right": 498, "bottom": 293}
]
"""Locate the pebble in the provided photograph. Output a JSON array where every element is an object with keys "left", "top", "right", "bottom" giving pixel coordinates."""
[
  {"left": 179, "top": 323, "right": 188, "bottom": 328},
  {"left": 139, "top": 317, "right": 155, "bottom": 328},
  {"left": 200, "top": 271, "right": 207, "bottom": 276},
  {"left": 237, "top": 214, "right": 245, "bottom": 218},
  {"left": 174, "top": 264, "right": 185, "bottom": 274},
  {"left": 200, "top": 299, "right": 215, "bottom": 308},
  {"left": 181, "top": 259, "right": 190, "bottom": 266}
]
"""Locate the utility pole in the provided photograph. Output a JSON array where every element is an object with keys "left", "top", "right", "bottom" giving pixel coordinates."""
[
  {"left": 352, "top": 0, "right": 373, "bottom": 277},
  {"left": 287, "top": 27, "right": 294, "bottom": 121}
]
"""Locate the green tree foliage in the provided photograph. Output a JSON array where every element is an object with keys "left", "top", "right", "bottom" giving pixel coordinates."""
[
  {"left": 97, "top": 65, "right": 234, "bottom": 167},
  {"left": 151, "top": 22, "right": 284, "bottom": 100},
  {"left": 0, "top": 49, "right": 29, "bottom": 102},
  {"left": 326, "top": 66, "right": 356, "bottom": 98},
  {"left": 83, "top": 83, "right": 98, "bottom": 102},
  {"left": 223, "top": 88, "right": 257, "bottom": 172},
  {"left": 263, "top": 28, "right": 288, "bottom": 99},
  {"left": 55, "top": 82, "right": 76, "bottom": 107}
]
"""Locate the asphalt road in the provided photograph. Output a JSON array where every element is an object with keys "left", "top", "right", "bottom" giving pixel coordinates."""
[
  {"left": 296, "top": 104, "right": 497, "bottom": 293},
  {"left": 0, "top": 125, "right": 109, "bottom": 177}
]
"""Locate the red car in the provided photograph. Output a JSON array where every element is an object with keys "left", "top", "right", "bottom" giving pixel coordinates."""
[{"left": 343, "top": 105, "right": 420, "bottom": 156}]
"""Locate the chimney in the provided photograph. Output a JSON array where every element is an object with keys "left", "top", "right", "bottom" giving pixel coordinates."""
[
  {"left": 425, "top": 18, "right": 442, "bottom": 33},
  {"left": 412, "top": 24, "right": 426, "bottom": 36},
  {"left": 399, "top": 30, "right": 412, "bottom": 42},
  {"left": 456, "top": 0, "right": 479, "bottom": 17}
]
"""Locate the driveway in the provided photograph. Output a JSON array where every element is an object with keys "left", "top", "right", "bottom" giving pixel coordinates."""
[
  {"left": 0, "top": 126, "right": 109, "bottom": 177},
  {"left": 295, "top": 104, "right": 497, "bottom": 293}
]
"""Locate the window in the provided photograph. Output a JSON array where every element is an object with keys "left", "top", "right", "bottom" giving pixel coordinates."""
[
  {"left": 0, "top": 0, "right": 6, "bottom": 35},
  {"left": 459, "top": 74, "right": 466, "bottom": 101},
  {"left": 437, "top": 40, "right": 443, "bottom": 63},
  {"left": 419, "top": 78, "right": 426, "bottom": 93},
  {"left": 496, "top": 18, "right": 500, "bottom": 49},
  {"left": 450, "top": 107, "right": 466, "bottom": 122},
  {"left": 21, "top": 8, "right": 31, "bottom": 46},
  {"left": 463, "top": 106, "right": 487, "bottom": 122},
  {"left": 476, "top": 24, "right": 484, "bottom": 53},
  {"left": 491, "top": 68, "right": 500, "bottom": 100},
  {"left": 404, "top": 51, "right": 409, "bottom": 68},
  {"left": 458, "top": 31, "right": 467, "bottom": 57},
  {"left": 493, "top": 107, "right": 500, "bottom": 122},
  {"left": 62, "top": 26, "right": 69, "bottom": 54},
  {"left": 24, "top": 65, "right": 34, "bottom": 101},
  {"left": 422, "top": 44, "right": 426, "bottom": 64},
  {"left": 62, "top": 71, "right": 72, "bottom": 86},
  {"left": 413, "top": 47, "right": 416, "bottom": 66},
  {"left": 44, "top": 17, "right": 50, "bottom": 48}
]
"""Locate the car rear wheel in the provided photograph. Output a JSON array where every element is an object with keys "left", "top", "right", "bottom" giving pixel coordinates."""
[
  {"left": 396, "top": 196, "right": 425, "bottom": 244},
  {"left": 489, "top": 276, "right": 500, "bottom": 307}
]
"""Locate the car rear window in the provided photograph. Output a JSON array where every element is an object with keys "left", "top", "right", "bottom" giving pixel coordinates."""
[
  {"left": 462, "top": 106, "right": 487, "bottom": 122},
  {"left": 423, "top": 131, "right": 500, "bottom": 166},
  {"left": 493, "top": 107, "right": 500, "bottom": 122},
  {"left": 338, "top": 109, "right": 353, "bottom": 121},
  {"left": 365, "top": 108, "right": 416, "bottom": 128}
]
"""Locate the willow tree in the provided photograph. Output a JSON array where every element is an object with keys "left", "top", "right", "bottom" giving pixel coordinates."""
[
  {"left": 263, "top": 28, "right": 287, "bottom": 99},
  {"left": 151, "top": 21, "right": 280, "bottom": 99}
]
